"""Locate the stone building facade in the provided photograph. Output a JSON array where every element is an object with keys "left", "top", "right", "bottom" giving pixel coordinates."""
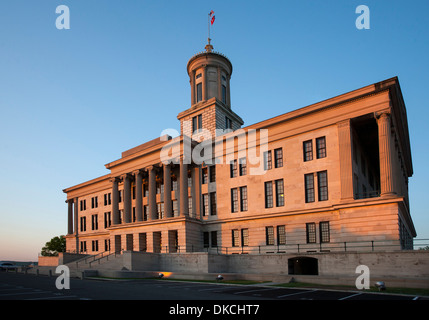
[{"left": 63, "top": 42, "right": 416, "bottom": 256}]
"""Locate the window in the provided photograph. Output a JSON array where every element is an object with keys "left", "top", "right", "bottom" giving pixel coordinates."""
[
  {"left": 196, "top": 83, "right": 202, "bottom": 102},
  {"left": 231, "top": 188, "right": 238, "bottom": 213},
  {"left": 239, "top": 157, "right": 247, "bottom": 176},
  {"left": 104, "top": 212, "right": 111, "bottom": 228},
  {"left": 241, "top": 229, "right": 249, "bottom": 247},
  {"left": 210, "top": 192, "right": 217, "bottom": 215},
  {"left": 316, "top": 137, "right": 326, "bottom": 159},
  {"left": 277, "top": 225, "right": 286, "bottom": 245},
  {"left": 104, "top": 239, "right": 110, "bottom": 252},
  {"left": 132, "top": 207, "right": 136, "bottom": 222},
  {"left": 317, "top": 171, "right": 328, "bottom": 201},
  {"left": 202, "top": 194, "right": 209, "bottom": 216},
  {"left": 274, "top": 148, "right": 283, "bottom": 168},
  {"left": 222, "top": 85, "right": 227, "bottom": 104},
  {"left": 172, "top": 200, "right": 178, "bottom": 217},
  {"left": 196, "top": 73, "right": 202, "bottom": 79},
  {"left": 230, "top": 159, "right": 237, "bottom": 178},
  {"left": 80, "top": 216, "right": 86, "bottom": 232},
  {"left": 104, "top": 193, "right": 111, "bottom": 206},
  {"left": 209, "top": 166, "right": 216, "bottom": 183},
  {"left": 240, "top": 186, "right": 248, "bottom": 211},
  {"left": 306, "top": 223, "right": 316, "bottom": 243},
  {"left": 202, "top": 167, "right": 208, "bottom": 184},
  {"left": 80, "top": 241, "right": 87, "bottom": 253},
  {"left": 225, "top": 116, "right": 232, "bottom": 129},
  {"left": 263, "top": 150, "right": 272, "bottom": 170},
  {"left": 303, "top": 140, "right": 313, "bottom": 162},
  {"left": 232, "top": 229, "right": 240, "bottom": 247},
  {"left": 320, "top": 221, "right": 330, "bottom": 243},
  {"left": 92, "top": 240, "right": 98, "bottom": 252},
  {"left": 118, "top": 190, "right": 123, "bottom": 203},
  {"left": 91, "top": 214, "right": 98, "bottom": 230},
  {"left": 275, "top": 179, "right": 285, "bottom": 207},
  {"left": 211, "top": 231, "right": 218, "bottom": 247},
  {"left": 264, "top": 181, "right": 273, "bottom": 208},
  {"left": 203, "top": 232, "right": 210, "bottom": 248},
  {"left": 266, "top": 226, "right": 274, "bottom": 245},
  {"left": 132, "top": 186, "right": 136, "bottom": 200},
  {"left": 305, "top": 174, "right": 315, "bottom": 203},
  {"left": 187, "top": 198, "right": 192, "bottom": 216},
  {"left": 80, "top": 200, "right": 86, "bottom": 211},
  {"left": 91, "top": 196, "right": 98, "bottom": 209}
]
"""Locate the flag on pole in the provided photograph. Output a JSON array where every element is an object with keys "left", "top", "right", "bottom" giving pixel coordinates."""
[{"left": 209, "top": 10, "right": 215, "bottom": 25}]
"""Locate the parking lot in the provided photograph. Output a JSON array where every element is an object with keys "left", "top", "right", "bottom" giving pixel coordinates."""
[{"left": 0, "top": 271, "right": 427, "bottom": 301}]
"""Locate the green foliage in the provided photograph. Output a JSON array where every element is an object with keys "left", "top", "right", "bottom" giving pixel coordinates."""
[{"left": 41, "top": 235, "right": 66, "bottom": 256}]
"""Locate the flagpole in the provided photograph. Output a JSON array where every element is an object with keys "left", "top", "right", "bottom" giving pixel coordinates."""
[{"left": 208, "top": 12, "right": 210, "bottom": 42}]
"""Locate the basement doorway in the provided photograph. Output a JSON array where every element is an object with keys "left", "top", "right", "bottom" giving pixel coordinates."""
[{"left": 288, "top": 257, "right": 318, "bottom": 275}]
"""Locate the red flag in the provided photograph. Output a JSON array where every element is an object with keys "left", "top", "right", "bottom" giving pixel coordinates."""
[
  {"left": 211, "top": 15, "right": 215, "bottom": 25},
  {"left": 209, "top": 10, "right": 214, "bottom": 17}
]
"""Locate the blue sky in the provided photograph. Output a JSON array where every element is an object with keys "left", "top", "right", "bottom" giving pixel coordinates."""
[{"left": 0, "top": 0, "right": 428, "bottom": 261}]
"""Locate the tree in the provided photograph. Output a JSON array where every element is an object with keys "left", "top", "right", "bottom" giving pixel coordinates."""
[{"left": 41, "top": 235, "right": 66, "bottom": 256}]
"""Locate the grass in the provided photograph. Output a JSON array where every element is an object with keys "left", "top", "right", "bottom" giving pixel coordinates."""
[{"left": 271, "top": 282, "right": 429, "bottom": 297}]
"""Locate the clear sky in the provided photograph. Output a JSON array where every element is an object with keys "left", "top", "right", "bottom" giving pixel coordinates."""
[{"left": 0, "top": 0, "right": 428, "bottom": 261}]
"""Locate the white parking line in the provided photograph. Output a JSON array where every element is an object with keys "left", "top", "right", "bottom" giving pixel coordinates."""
[
  {"left": 277, "top": 289, "right": 318, "bottom": 298},
  {"left": 338, "top": 292, "right": 363, "bottom": 300},
  {"left": 234, "top": 288, "right": 279, "bottom": 295}
]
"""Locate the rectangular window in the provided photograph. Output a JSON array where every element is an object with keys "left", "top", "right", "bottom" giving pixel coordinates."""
[
  {"left": 80, "top": 216, "right": 86, "bottom": 232},
  {"left": 317, "top": 171, "right": 328, "bottom": 201},
  {"left": 91, "top": 214, "right": 98, "bottom": 230},
  {"left": 202, "top": 194, "right": 209, "bottom": 216},
  {"left": 320, "top": 221, "right": 330, "bottom": 243},
  {"left": 266, "top": 226, "right": 274, "bottom": 245},
  {"left": 303, "top": 140, "right": 313, "bottom": 162},
  {"left": 306, "top": 223, "right": 317, "bottom": 243},
  {"left": 104, "top": 239, "right": 110, "bottom": 252},
  {"left": 80, "top": 241, "right": 87, "bottom": 253},
  {"left": 222, "top": 85, "right": 227, "bottom": 104},
  {"left": 104, "top": 193, "right": 111, "bottom": 206},
  {"left": 265, "top": 181, "right": 273, "bottom": 208},
  {"left": 240, "top": 186, "right": 248, "bottom": 211},
  {"left": 92, "top": 240, "right": 98, "bottom": 252},
  {"left": 274, "top": 148, "right": 283, "bottom": 168},
  {"left": 211, "top": 231, "right": 218, "bottom": 247},
  {"left": 225, "top": 116, "right": 232, "bottom": 129},
  {"left": 209, "top": 166, "right": 216, "bottom": 183},
  {"left": 202, "top": 167, "right": 208, "bottom": 184},
  {"left": 241, "top": 229, "right": 249, "bottom": 247},
  {"left": 104, "top": 212, "right": 111, "bottom": 229},
  {"left": 231, "top": 188, "right": 238, "bottom": 213},
  {"left": 230, "top": 159, "right": 237, "bottom": 178},
  {"left": 277, "top": 225, "right": 286, "bottom": 245},
  {"left": 80, "top": 200, "right": 86, "bottom": 211},
  {"left": 305, "top": 173, "right": 315, "bottom": 203},
  {"left": 316, "top": 137, "right": 326, "bottom": 159},
  {"left": 196, "top": 83, "right": 202, "bottom": 102},
  {"left": 275, "top": 179, "right": 285, "bottom": 207},
  {"left": 187, "top": 197, "right": 192, "bottom": 216},
  {"left": 172, "top": 200, "right": 178, "bottom": 217},
  {"left": 210, "top": 192, "right": 217, "bottom": 215},
  {"left": 232, "top": 229, "right": 240, "bottom": 247},
  {"left": 118, "top": 190, "right": 123, "bottom": 203},
  {"left": 263, "top": 150, "right": 272, "bottom": 170},
  {"left": 239, "top": 157, "right": 247, "bottom": 176},
  {"left": 203, "top": 232, "right": 210, "bottom": 248}
]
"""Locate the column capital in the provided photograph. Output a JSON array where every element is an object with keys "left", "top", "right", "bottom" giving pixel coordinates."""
[
  {"left": 375, "top": 110, "right": 391, "bottom": 120},
  {"left": 109, "top": 176, "right": 121, "bottom": 184}
]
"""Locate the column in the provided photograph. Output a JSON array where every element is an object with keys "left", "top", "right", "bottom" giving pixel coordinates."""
[
  {"left": 377, "top": 112, "right": 396, "bottom": 196},
  {"left": 135, "top": 170, "right": 143, "bottom": 221},
  {"left": 226, "top": 74, "right": 231, "bottom": 107},
  {"left": 217, "top": 66, "right": 222, "bottom": 101},
  {"left": 148, "top": 166, "right": 157, "bottom": 220},
  {"left": 111, "top": 177, "right": 120, "bottom": 225},
  {"left": 67, "top": 199, "right": 73, "bottom": 235},
  {"left": 203, "top": 65, "right": 207, "bottom": 101},
  {"left": 164, "top": 164, "right": 172, "bottom": 218},
  {"left": 179, "top": 158, "right": 189, "bottom": 217},
  {"left": 123, "top": 174, "right": 132, "bottom": 223},
  {"left": 191, "top": 70, "right": 195, "bottom": 105},
  {"left": 74, "top": 197, "right": 79, "bottom": 251},
  {"left": 337, "top": 120, "right": 354, "bottom": 200}
]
